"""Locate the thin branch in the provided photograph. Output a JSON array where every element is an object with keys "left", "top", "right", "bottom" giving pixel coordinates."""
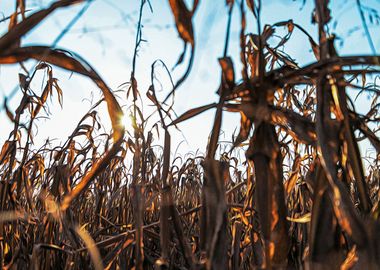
[{"left": 356, "top": 0, "right": 377, "bottom": 54}]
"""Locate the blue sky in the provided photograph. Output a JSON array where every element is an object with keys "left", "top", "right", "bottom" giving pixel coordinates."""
[{"left": 0, "top": 0, "right": 379, "bottom": 158}]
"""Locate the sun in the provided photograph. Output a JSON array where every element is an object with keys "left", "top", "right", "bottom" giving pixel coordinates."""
[
  {"left": 122, "top": 112, "right": 132, "bottom": 129},
  {"left": 122, "top": 111, "right": 138, "bottom": 131}
]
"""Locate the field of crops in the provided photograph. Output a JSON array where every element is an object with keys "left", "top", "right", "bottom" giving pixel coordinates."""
[{"left": 0, "top": 0, "right": 379, "bottom": 269}]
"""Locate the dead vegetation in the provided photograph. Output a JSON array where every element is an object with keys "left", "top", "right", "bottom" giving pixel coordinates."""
[{"left": 0, "top": 0, "right": 379, "bottom": 269}]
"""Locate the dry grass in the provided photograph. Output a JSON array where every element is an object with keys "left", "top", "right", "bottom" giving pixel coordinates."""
[{"left": 0, "top": 0, "right": 379, "bottom": 269}]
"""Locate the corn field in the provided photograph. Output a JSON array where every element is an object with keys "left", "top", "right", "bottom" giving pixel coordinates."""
[{"left": 0, "top": 0, "right": 379, "bottom": 269}]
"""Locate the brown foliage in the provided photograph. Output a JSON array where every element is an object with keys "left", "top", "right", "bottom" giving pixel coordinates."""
[{"left": 0, "top": 0, "right": 379, "bottom": 269}]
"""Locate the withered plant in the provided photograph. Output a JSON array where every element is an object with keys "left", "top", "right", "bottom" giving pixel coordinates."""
[{"left": 0, "top": 0, "right": 379, "bottom": 270}]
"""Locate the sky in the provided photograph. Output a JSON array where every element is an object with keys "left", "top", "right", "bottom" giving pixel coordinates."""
[{"left": 0, "top": 0, "right": 379, "bottom": 159}]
